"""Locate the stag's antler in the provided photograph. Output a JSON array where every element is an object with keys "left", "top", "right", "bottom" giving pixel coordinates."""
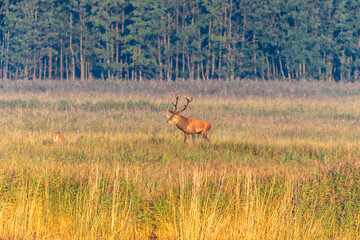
[
  {"left": 176, "top": 96, "right": 193, "bottom": 114},
  {"left": 168, "top": 95, "right": 193, "bottom": 114},
  {"left": 168, "top": 94, "right": 181, "bottom": 113}
]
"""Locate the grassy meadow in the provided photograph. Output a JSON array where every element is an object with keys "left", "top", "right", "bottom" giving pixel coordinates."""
[{"left": 0, "top": 80, "right": 360, "bottom": 239}]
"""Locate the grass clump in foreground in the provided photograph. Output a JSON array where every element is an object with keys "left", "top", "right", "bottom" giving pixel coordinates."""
[
  {"left": 0, "top": 81, "right": 360, "bottom": 239},
  {"left": 0, "top": 142, "right": 359, "bottom": 239}
]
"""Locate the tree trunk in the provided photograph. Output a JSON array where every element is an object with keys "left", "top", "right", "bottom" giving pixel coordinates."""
[
  {"left": 253, "top": 53, "right": 257, "bottom": 76},
  {"left": 326, "top": 61, "right": 332, "bottom": 82},
  {"left": 197, "top": 63, "right": 200, "bottom": 81},
  {"left": 48, "top": 51, "right": 52, "bottom": 80},
  {"left": 354, "top": 69, "right": 359, "bottom": 82},
  {"left": 54, "top": 57, "right": 58, "bottom": 79},
  {"left": 25, "top": 58, "right": 28, "bottom": 81},
  {"left": 43, "top": 58, "right": 47, "bottom": 80},
  {"left": 205, "top": 20, "right": 212, "bottom": 80},
  {"left": 201, "top": 62, "right": 205, "bottom": 81},
  {"left": 303, "top": 62, "right": 306, "bottom": 75},
  {"left": 15, "top": 65, "right": 18, "bottom": 80},
  {"left": 253, "top": 35, "right": 257, "bottom": 77},
  {"left": 120, "top": 10, "right": 125, "bottom": 80},
  {"left": 71, "top": 57, "right": 75, "bottom": 80},
  {"left": 116, "top": 23, "right": 119, "bottom": 64},
  {"left": 228, "top": 0, "right": 234, "bottom": 81},
  {"left": 107, "top": 59, "right": 111, "bottom": 80},
  {"left": 80, "top": 34, "right": 85, "bottom": 81},
  {"left": 39, "top": 59, "right": 42, "bottom": 80},
  {"left": 347, "top": 58, "right": 351, "bottom": 81},
  {"left": 158, "top": 36, "right": 163, "bottom": 80},
  {"left": 65, "top": 56, "right": 69, "bottom": 80},
  {"left": 261, "top": 55, "right": 264, "bottom": 80},
  {"left": 278, "top": 53, "right": 285, "bottom": 79},
  {"left": 33, "top": 57, "right": 36, "bottom": 81},
  {"left": 60, "top": 39, "right": 63, "bottom": 80},
  {"left": 187, "top": 54, "right": 193, "bottom": 80},
  {"left": 167, "top": 14, "right": 172, "bottom": 81},
  {"left": 3, "top": 32, "right": 9, "bottom": 80},
  {"left": 218, "top": 49, "right": 222, "bottom": 79},
  {"left": 70, "top": 12, "right": 75, "bottom": 81},
  {"left": 0, "top": 36, "right": 4, "bottom": 79},
  {"left": 266, "top": 54, "right": 270, "bottom": 80},
  {"left": 175, "top": 54, "right": 179, "bottom": 80},
  {"left": 86, "top": 62, "right": 90, "bottom": 81},
  {"left": 182, "top": 45, "right": 185, "bottom": 76},
  {"left": 175, "top": 7, "right": 179, "bottom": 80},
  {"left": 115, "top": 22, "right": 119, "bottom": 79}
]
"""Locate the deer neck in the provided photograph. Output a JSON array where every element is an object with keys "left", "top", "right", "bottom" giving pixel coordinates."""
[{"left": 175, "top": 115, "right": 189, "bottom": 131}]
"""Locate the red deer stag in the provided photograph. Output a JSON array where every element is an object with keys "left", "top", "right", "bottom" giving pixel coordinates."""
[{"left": 167, "top": 95, "right": 211, "bottom": 143}]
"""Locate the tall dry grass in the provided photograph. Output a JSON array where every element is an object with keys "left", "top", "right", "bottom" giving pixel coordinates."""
[{"left": 0, "top": 80, "right": 359, "bottom": 239}]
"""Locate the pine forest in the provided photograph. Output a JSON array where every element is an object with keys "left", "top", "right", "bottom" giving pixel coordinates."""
[{"left": 0, "top": 0, "right": 360, "bottom": 81}]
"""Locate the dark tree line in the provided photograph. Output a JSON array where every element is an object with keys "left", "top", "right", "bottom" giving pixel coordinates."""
[{"left": 0, "top": 0, "right": 360, "bottom": 81}]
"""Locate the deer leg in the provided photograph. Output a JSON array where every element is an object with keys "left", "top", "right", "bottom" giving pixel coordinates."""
[
  {"left": 191, "top": 133, "right": 195, "bottom": 144},
  {"left": 184, "top": 133, "right": 188, "bottom": 143},
  {"left": 202, "top": 131, "right": 210, "bottom": 142}
]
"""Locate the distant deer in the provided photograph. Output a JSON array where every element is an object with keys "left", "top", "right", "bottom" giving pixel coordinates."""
[
  {"left": 53, "top": 132, "right": 65, "bottom": 143},
  {"left": 167, "top": 95, "right": 211, "bottom": 143}
]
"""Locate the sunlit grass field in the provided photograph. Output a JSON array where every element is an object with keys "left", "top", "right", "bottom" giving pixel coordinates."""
[{"left": 0, "top": 80, "right": 360, "bottom": 239}]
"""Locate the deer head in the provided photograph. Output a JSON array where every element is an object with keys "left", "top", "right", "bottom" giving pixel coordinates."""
[{"left": 167, "top": 95, "right": 193, "bottom": 124}]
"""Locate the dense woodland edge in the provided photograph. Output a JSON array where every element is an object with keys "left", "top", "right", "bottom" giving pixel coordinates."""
[{"left": 0, "top": 0, "right": 360, "bottom": 82}]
